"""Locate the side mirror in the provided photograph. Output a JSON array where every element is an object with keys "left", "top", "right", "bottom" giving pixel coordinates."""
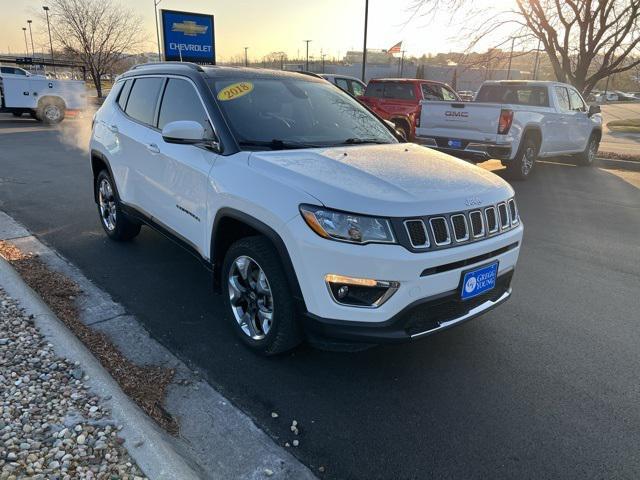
[
  {"left": 588, "top": 104, "right": 601, "bottom": 116},
  {"left": 161, "top": 120, "right": 205, "bottom": 144}
]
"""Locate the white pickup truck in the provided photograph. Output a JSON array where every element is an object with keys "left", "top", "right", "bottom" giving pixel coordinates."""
[
  {"left": 415, "top": 80, "right": 602, "bottom": 180},
  {"left": 0, "top": 67, "right": 87, "bottom": 124}
]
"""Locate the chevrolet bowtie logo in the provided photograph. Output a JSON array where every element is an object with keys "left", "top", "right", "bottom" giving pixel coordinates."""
[{"left": 172, "top": 20, "right": 208, "bottom": 36}]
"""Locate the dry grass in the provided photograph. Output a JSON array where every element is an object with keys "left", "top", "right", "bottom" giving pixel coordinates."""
[
  {"left": 607, "top": 118, "right": 640, "bottom": 133},
  {"left": 0, "top": 240, "right": 178, "bottom": 434}
]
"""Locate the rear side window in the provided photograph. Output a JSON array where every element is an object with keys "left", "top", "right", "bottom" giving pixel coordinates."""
[
  {"left": 117, "top": 80, "right": 133, "bottom": 110},
  {"left": 364, "top": 82, "right": 384, "bottom": 98},
  {"left": 383, "top": 82, "right": 415, "bottom": 100},
  {"left": 350, "top": 80, "right": 365, "bottom": 97},
  {"left": 158, "top": 78, "right": 213, "bottom": 137},
  {"left": 125, "top": 77, "right": 164, "bottom": 126},
  {"left": 476, "top": 85, "right": 549, "bottom": 107}
]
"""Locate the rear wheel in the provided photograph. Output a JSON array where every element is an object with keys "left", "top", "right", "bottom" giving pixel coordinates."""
[
  {"left": 575, "top": 133, "right": 599, "bottom": 166},
  {"left": 222, "top": 236, "right": 302, "bottom": 355},
  {"left": 37, "top": 100, "right": 65, "bottom": 124},
  {"left": 95, "top": 170, "right": 141, "bottom": 241},
  {"left": 12, "top": 111, "right": 23, "bottom": 118},
  {"left": 505, "top": 134, "right": 539, "bottom": 181}
]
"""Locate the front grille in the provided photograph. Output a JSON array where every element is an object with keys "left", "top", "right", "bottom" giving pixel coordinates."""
[
  {"left": 498, "top": 203, "right": 509, "bottom": 229},
  {"left": 508, "top": 199, "right": 518, "bottom": 225},
  {"left": 429, "top": 217, "right": 451, "bottom": 245},
  {"left": 469, "top": 210, "right": 484, "bottom": 237},
  {"left": 404, "top": 272, "right": 513, "bottom": 336},
  {"left": 394, "top": 198, "right": 518, "bottom": 252},
  {"left": 450, "top": 214, "right": 469, "bottom": 242},
  {"left": 404, "top": 220, "right": 429, "bottom": 248},
  {"left": 485, "top": 207, "right": 498, "bottom": 233}
]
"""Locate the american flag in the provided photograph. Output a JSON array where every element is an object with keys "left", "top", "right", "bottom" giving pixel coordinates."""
[{"left": 388, "top": 41, "right": 402, "bottom": 54}]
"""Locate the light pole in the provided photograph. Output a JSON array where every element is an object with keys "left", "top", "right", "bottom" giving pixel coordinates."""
[
  {"left": 22, "top": 28, "right": 29, "bottom": 56},
  {"left": 304, "top": 40, "right": 311, "bottom": 71},
  {"left": 322, "top": 53, "right": 327, "bottom": 73},
  {"left": 43, "top": 6, "right": 56, "bottom": 75},
  {"left": 154, "top": 0, "right": 162, "bottom": 60},
  {"left": 244, "top": 47, "right": 249, "bottom": 66},
  {"left": 361, "top": 0, "right": 369, "bottom": 82},
  {"left": 27, "top": 20, "right": 35, "bottom": 58}
]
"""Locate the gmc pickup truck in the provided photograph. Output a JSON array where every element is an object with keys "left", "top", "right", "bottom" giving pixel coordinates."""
[{"left": 415, "top": 80, "right": 602, "bottom": 180}]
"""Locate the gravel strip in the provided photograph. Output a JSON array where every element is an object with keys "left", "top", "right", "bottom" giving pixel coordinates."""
[{"left": 0, "top": 288, "right": 147, "bottom": 480}]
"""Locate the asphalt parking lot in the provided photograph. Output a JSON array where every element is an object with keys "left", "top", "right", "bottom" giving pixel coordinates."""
[{"left": 1, "top": 114, "right": 639, "bottom": 479}]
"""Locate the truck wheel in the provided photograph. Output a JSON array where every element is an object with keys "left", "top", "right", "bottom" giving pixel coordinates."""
[
  {"left": 505, "top": 134, "right": 539, "bottom": 181},
  {"left": 222, "top": 236, "right": 302, "bottom": 355},
  {"left": 12, "top": 112, "right": 23, "bottom": 118},
  {"left": 575, "top": 133, "right": 599, "bottom": 166},
  {"left": 95, "top": 170, "right": 141, "bottom": 241},
  {"left": 37, "top": 100, "right": 65, "bottom": 124}
]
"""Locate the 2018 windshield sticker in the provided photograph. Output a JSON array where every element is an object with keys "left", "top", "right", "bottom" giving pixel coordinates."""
[{"left": 217, "top": 82, "right": 254, "bottom": 101}]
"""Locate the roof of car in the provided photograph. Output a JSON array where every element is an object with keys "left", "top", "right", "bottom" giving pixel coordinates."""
[
  {"left": 126, "top": 62, "right": 325, "bottom": 82},
  {"left": 368, "top": 78, "right": 447, "bottom": 85}
]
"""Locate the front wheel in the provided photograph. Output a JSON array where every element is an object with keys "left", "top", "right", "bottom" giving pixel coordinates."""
[
  {"left": 505, "top": 135, "right": 539, "bottom": 181},
  {"left": 222, "top": 236, "right": 302, "bottom": 355},
  {"left": 37, "top": 100, "right": 65, "bottom": 124},
  {"left": 575, "top": 134, "right": 599, "bottom": 166},
  {"left": 95, "top": 170, "right": 141, "bottom": 241}
]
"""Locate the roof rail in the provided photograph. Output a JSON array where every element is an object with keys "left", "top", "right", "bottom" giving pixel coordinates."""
[{"left": 131, "top": 62, "right": 205, "bottom": 72}]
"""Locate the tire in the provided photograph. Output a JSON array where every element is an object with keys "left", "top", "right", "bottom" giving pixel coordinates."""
[
  {"left": 222, "top": 236, "right": 302, "bottom": 355},
  {"left": 12, "top": 112, "right": 23, "bottom": 118},
  {"left": 95, "top": 170, "right": 141, "bottom": 241},
  {"left": 505, "top": 134, "right": 539, "bottom": 181},
  {"left": 30, "top": 111, "right": 40, "bottom": 121},
  {"left": 37, "top": 100, "right": 65, "bottom": 124},
  {"left": 575, "top": 133, "right": 599, "bottom": 166}
]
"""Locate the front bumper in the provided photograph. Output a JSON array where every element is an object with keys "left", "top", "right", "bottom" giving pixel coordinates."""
[
  {"left": 303, "top": 270, "right": 513, "bottom": 343},
  {"left": 416, "top": 136, "right": 512, "bottom": 161},
  {"left": 285, "top": 214, "right": 523, "bottom": 334}
]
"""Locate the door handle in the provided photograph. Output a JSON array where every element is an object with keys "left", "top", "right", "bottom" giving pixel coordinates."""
[
  {"left": 108, "top": 124, "right": 119, "bottom": 133},
  {"left": 146, "top": 143, "right": 160, "bottom": 154}
]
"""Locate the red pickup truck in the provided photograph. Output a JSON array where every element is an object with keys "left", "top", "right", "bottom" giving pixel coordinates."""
[{"left": 360, "top": 79, "right": 460, "bottom": 141}]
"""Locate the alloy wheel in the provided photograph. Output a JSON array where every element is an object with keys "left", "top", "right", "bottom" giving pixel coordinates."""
[
  {"left": 522, "top": 141, "right": 536, "bottom": 176},
  {"left": 588, "top": 139, "right": 598, "bottom": 163},
  {"left": 228, "top": 256, "right": 274, "bottom": 340},
  {"left": 98, "top": 178, "right": 117, "bottom": 231},
  {"left": 44, "top": 105, "right": 61, "bottom": 122}
]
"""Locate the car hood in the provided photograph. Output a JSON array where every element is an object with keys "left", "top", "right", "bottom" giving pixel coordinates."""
[{"left": 248, "top": 144, "right": 514, "bottom": 217}]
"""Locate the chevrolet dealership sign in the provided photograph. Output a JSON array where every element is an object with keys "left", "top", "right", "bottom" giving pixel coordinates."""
[{"left": 161, "top": 10, "right": 215, "bottom": 64}]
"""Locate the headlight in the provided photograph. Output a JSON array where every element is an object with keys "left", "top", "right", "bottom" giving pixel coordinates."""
[{"left": 300, "top": 205, "right": 395, "bottom": 244}]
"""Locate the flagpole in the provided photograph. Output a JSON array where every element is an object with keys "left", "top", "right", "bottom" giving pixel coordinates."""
[{"left": 400, "top": 50, "right": 405, "bottom": 77}]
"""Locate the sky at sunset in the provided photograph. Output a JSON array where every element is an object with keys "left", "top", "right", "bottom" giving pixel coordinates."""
[{"left": 0, "top": 0, "right": 508, "bottom": 61}]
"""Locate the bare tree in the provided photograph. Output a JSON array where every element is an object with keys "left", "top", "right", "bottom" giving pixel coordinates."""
[
  {"left": 45, "top": 0, "right": 144, "bottom": 97},
  {"left": 411, "top": 0, "right": 640, "bottom": 95}
]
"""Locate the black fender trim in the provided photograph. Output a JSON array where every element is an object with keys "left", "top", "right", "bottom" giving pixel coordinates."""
[{"left": 211, "top": 208, "right": 305, "bottom": 304}]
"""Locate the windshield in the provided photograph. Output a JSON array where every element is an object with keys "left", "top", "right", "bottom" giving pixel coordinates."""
[{"left": 209, "top": 76, "right": 397, "bottom": 150}]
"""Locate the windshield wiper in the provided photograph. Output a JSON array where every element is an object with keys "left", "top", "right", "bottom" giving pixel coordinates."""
[
  {"left": 238, "top": 139, "right": 323, "bottom": 150},
  {"left": 341, "top": 138, "right": 391, "bottom": 145}
]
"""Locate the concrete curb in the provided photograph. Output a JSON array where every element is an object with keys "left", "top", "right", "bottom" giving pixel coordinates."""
[
  {"left": 0, "top": 257, "right": 204, "bottom": 480},
  {"left": 596, "top": 156, "right": 640, "bottom": 172}
]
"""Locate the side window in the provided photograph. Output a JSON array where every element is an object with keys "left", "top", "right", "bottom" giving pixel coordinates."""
[
  {"left": 440, "top": 86, "right": 458, "bottom": 101},
  {"left": 117, "top": 80, "right": 133, "bottom": 111},
  {"left": 350, "top": 80, "right": 365, "bottom": 97},
  {"left": 124, "top": 77, "right": 164, "bottom": 126},
  {"left": 568, "top": 88, "right": 586, "bottom": 111},
  {"left": 335, "top": 78, "right": 349, "bottom": 92},
  {"left": 384, "top": 82, "right": 415, "bottom": 100},
  {"left": 422, "top": 83, "right": 443, "bottom": 101},
  {"left": 15, "top": 68, "right": 27, "bottom": 76},
  {"left": 158, "top": 78, "right": 213, "bottom": 138},
  {"left": 555, "top": 87, "right": 571, "bottom": 112},
  {"left": 364, "top": 82, "right": 384, "bottom": 98}
]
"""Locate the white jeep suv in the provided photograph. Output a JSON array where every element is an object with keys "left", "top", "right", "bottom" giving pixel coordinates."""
[{"left": 90, "top": 63, "right": 523, "bottom": 354}]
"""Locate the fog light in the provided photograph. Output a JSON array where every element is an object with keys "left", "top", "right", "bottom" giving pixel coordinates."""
[{"left": 325, "top": 274, "right": 399, "bottom": 308}]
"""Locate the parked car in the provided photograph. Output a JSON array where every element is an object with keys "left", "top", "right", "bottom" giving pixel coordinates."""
[
  {"left": 359, "top": 78, "right": 461, "bottom": 141},
  {"left": 320, "top": 74, "right": 366, "bottom": 97},
  {"left": 613, "top": 91, "right": 636, "bottom": 101},
  {"left": 415, "top": 80, "right": 602, "bottom": 180},
  {"left": 0, "top": 68, "right": 86, "bottom": 123},
  {"left": 89, "top": 63, "right": 523, "bottom": 354},
  {"left": 457, "top": 90, "right": 475, "bottom": 101},
  {"left": 595, "top": 91, "right": 619, "bottom": 102}
]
